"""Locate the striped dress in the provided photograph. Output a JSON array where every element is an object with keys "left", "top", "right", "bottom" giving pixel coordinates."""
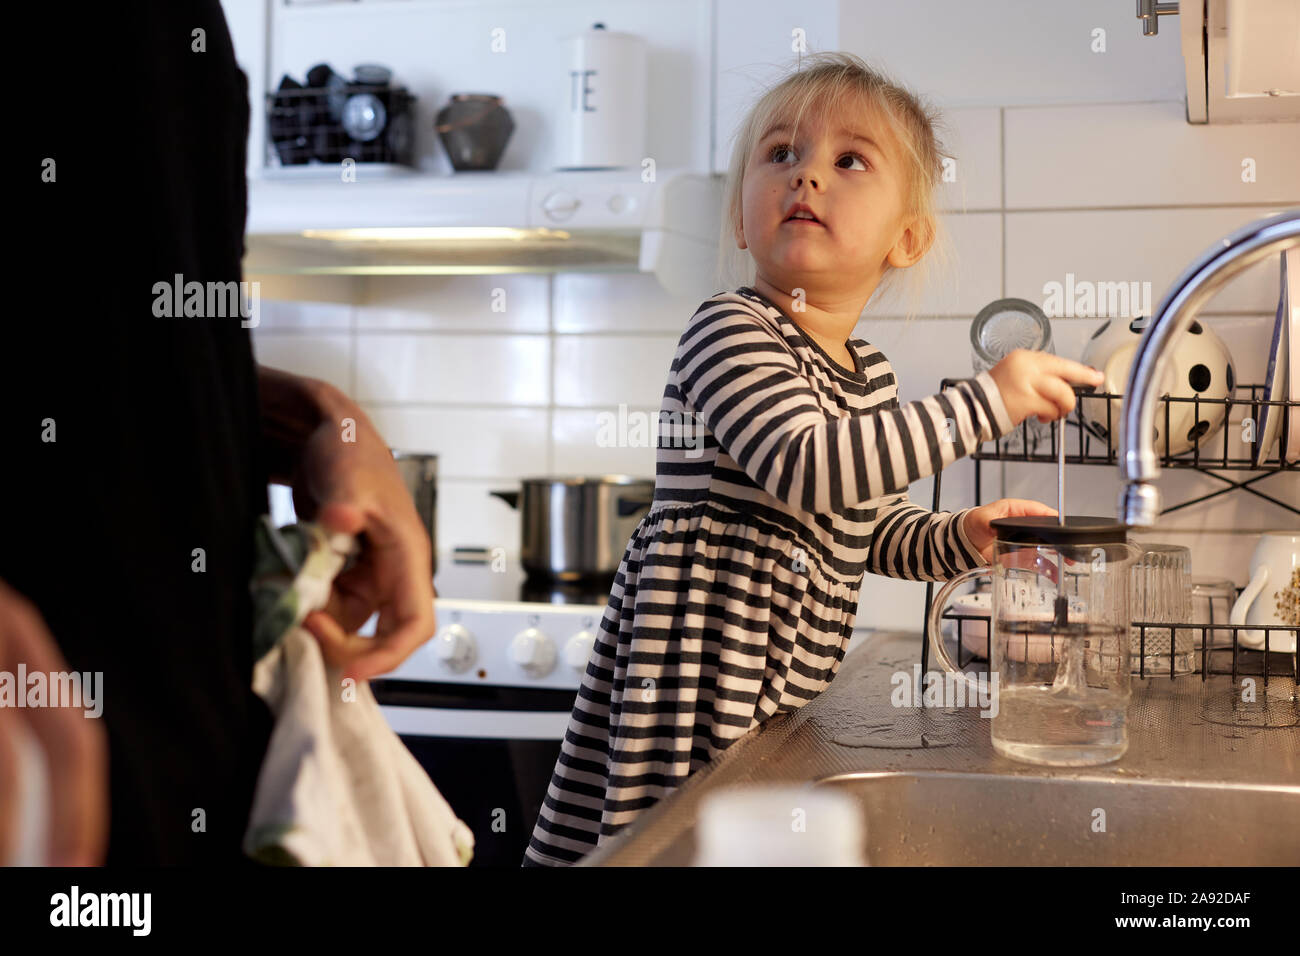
[{"left": 523, "top": 286, "right": 1014, "bottom": 866}]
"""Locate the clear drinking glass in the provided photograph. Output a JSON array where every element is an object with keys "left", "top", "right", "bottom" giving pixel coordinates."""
[
  {"left": 1129, "top": 541, "right": 1194, "bottom": 675},
  {"left": 970, "top": 298, "right": 1055, "bottom": 454},
  {"left": 928, "top": 517, "right": 1138, "bottom": 766},
  {"left": 1190, "top": 576, "right": 1239, "bottom": 665}
]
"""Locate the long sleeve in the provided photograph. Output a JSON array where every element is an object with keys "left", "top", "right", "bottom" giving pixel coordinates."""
[
  {"left": 865, "top": 491, "right": 987, "bottom": 581},
  {"left": 674, "top": 302, "right": 1015, "bottom": 515}
]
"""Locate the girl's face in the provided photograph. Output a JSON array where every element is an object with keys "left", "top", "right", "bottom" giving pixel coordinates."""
[{"left": 737, "top": 100, "right": 915, "bottom": 300}]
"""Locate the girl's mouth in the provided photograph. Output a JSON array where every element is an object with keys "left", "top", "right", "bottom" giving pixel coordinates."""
[{"left": 783, "top": 204, "right": 825, "bottom": 227}]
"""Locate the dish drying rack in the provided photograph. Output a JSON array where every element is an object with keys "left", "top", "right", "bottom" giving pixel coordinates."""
[{"left": 920, "top": 379, "right": 1300, "bottom": 691}]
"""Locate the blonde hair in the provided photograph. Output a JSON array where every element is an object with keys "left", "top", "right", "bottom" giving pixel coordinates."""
[{"left": 716, "top": 52, "right": 956, "bottom": 323}]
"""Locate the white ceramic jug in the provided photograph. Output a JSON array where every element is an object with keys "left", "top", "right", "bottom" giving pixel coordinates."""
[{"left": 1229, "top": 531, "right": 1300, "bottom": 653}]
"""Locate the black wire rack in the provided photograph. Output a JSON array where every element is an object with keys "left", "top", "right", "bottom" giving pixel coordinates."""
[
  {"left": 266, "top": 84, "right": 416, "bottom": 167},
  {"left": 954, "top": 379, "right": 1299, "bottom": 516},
  {"left": 934, "top": 602, "right": 1299, "bottom": 687},
  {"left": 920, "top": 378, "right": 1300, "bottom": 687}
]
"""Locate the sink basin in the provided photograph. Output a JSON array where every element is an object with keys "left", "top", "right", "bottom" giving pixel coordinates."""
[{"left": 815, "top": 770, "right": 1300, "bottom": 865}]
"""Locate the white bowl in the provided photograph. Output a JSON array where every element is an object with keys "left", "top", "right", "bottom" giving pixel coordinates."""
[{"left": 1080, "top": 316, "right": 1236, "bottom": 457}]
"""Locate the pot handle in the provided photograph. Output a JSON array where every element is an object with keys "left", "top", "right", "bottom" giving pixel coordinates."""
[
  {"left": 616, "top": 493, "right": 654, "bottom": 518},
  {"left": 489, "top": 490, "right": 520, "bottom": 509},
  {"left": 927, "top": 567, "right": 989, "bottom": 697}
]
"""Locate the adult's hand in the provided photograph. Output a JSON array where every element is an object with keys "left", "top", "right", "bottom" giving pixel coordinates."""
[
  {"left": 259, "top": 367, "right": 436, "bottom": 682},
  {"left": 0, "top": 580, "right": 107, "bottom": 866}
]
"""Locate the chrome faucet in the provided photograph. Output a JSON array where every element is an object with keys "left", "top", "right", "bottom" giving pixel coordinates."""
[
  {"left": 1135, "top": 1, "right": 1178, "bottom": 38},
  {"left": 1119, "top": 208, "right": 1300, "bottom": 527}
]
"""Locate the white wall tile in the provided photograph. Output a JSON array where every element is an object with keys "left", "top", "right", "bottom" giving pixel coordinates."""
[
  {"left": 937, "top": 108, "right": 1002, "bottom": 212},
  {"left": 551, "top": 407, "right": 659, "bottom": 476},
  {"left": 1006, "top": 102, "right": 1300, "bottom": 209},
  {"left": 553, "top": 334, "right": 676, "bottom": 406},
  {"left": 1005, "top": 207, "right": 1290, "bottom": 316},
  {"left": 354, "top": 333, "right": 549, "bottom": 405},
  {"left": 361, "top": 405, "right": 549, "bottom": 478},
  {"left": 436, "top": 479, "right": 523, "bottom": 554},
  {"left": 553, "top": 273, "right": 699, "bottom": 333},
  {"left": 259, "top": 297, "right": 353, "bottom": 330},
  {"left": 357, "top": 274, "right": 549, "bottom": 332},
  {"left": 253, "top": 331, "right": 353, "bottom": 393},
  {"left": 862, "top": 213, "right": 1003, "bottom": 318}
]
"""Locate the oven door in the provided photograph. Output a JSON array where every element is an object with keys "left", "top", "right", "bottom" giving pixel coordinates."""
[{"left": 371, "top": 679, "right": 576, "bottom": 867}]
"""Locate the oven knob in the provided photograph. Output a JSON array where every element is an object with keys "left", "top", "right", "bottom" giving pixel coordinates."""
[
  {"left": 510, "top": 627, "right": 556, "bottom": 678},
  {"left": 541, "top": 191, "right": 580, "bottom": 222},
  {"left": 564, "top": 630, "right": 596, "bottom": 673},
  {"left": 433, "top": 623, "right": 476, "bottom": 673}
]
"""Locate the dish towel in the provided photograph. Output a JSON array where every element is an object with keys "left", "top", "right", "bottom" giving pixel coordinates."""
[{"left": 243, "top": 516, "right": 474, "bottom": 866}]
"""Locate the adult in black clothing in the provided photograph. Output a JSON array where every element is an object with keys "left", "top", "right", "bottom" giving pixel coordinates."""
[{"left": 1, "top": 2, "right": 436, "bottom": 864}]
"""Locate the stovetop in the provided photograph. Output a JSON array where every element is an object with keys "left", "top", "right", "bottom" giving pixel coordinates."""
[{"left": 434, "top": 551, "right": 612, "bottom": 609}]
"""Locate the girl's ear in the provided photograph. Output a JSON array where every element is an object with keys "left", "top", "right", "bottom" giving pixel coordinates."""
[
  {"left": 886, "top": 215, "right": 935, "bottom": 269},
  {"left": 734, "top": 216, "right": 747, "bottom": 250}
]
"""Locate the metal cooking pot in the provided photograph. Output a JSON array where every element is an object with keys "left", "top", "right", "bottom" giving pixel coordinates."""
[
  {"left": 393, "top": 451, "right": 437, "bottom": 575},
  {"left": 490, "top": 475, "right": 654, "bottom": 581}
]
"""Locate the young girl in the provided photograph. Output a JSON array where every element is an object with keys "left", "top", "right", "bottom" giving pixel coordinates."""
[{"left": 523, "top": 53, "right": 1102, "bottom": 866}]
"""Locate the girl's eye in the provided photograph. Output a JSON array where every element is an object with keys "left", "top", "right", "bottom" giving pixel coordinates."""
[
  {"left": 768, "top": 143, "right": 796, "bottom": 164},
  {"left": 837, "top": 153, "right": 870, "bottom": 171}
]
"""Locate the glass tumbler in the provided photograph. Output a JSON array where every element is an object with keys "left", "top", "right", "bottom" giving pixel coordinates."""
[{"left": 1129, "top": 541, "right": 1194, "bottom": 675}]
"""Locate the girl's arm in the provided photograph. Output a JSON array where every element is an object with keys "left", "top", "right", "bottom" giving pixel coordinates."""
[
  {"left": 865, "top": 491, "right": 986, "bottom": 582},
  {"left": 674, "top": 301, "right": 1014, "bottom": 514}
]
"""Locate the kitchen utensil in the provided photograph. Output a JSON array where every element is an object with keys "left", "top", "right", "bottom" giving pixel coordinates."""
[
  {"left": 342, "top": 92, "right": 387, "bottom": 142},
  {"left": 490, "top": 475, "right": 654, "bottom": 581},
  {"left": 1190, "top": 576, "right": 1238, "bottom": 655},
  {"left": 1230, "top": 531, "right": 1300, "bottom": 652},
  {"left": 435, "top": 94, "right": 515, "bottom": 171},
  {"left": 268, "top": 75, "right": 311, "bottom": 165},
  {"left": 557, "top": 23, "right": 647, "bottom": 169},
  {"left": 393, "top": 451, "right": 438, "bottom": 576},
  {"left": 324, "top": 72, "right": 349, "bottom": 121},
  {"left": 1255, "top": 248, "right": 1295, "bottom": 466},
  {"left": 971, "top": 297, "right": 1054, "bottom": 453},
  {"left": 1080, "top": 315, "right": 1235, "bottom": 457},
  {"left": 1128, "top": 541, "right": 1194, "bottom": 674},
  {"left": 353, "top": 63, "right": 393, "bottom": 86},
  {"left": 927, "top": 516, "right": 1138, "bottom": 766}
]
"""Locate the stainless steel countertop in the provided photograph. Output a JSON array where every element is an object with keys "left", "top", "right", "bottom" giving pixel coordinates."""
[{"left": 583, "top": 630, "right": 1300, "bottom": 866}]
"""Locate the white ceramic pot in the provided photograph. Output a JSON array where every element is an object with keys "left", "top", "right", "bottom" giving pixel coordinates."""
[
  {"left": 1080, "top": 316, "right": 1235, "bottom": 457},
  {"left": 1230, "top": 531, "right": 1300, "bottom": 652}
]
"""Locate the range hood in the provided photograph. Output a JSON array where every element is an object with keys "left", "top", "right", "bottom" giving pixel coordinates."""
[{"left": 243, "top": 168, "right": 722, "bottom": 297}]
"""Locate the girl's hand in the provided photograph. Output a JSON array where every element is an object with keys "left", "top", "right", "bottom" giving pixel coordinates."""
[
  {"left": 988, "top": 349, "right": 1103, "bottom": 426},
  {"left": 961, "top": 498, "right": 1058, "bottom": 565}
]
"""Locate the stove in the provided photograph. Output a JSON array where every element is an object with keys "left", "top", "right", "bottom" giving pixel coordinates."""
[
  {"left": 370, "top": 552, "right": 610, "bottom": 866},
  {"left": 380, "top": 553, "right": 610, "bottom": 691}
]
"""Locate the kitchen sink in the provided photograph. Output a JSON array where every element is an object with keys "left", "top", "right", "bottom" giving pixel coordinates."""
[
  {"left": 583, "top": 632, "right": 1299, "bottom": 867},
  {"left": 814, "top": 770, "right": 1300, "bottom": 865}
]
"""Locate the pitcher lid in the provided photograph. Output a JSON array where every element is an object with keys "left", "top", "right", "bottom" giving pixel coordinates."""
[{"left": 990, "top": 515, "right": 1129, "bottom": 546}]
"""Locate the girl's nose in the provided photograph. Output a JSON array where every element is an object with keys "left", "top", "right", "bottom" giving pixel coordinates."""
[{"left": 792, "top": 170, "right": 820, "bottom": 190}]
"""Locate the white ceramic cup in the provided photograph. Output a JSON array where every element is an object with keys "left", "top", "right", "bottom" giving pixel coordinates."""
[{"left": 1229, "top": 531, "right": 1300, "bottom": 652}]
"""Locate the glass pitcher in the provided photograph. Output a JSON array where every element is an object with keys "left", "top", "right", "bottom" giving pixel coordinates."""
[{"left": 927, "top": 516, "right": 1139, "bottom": 766}]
